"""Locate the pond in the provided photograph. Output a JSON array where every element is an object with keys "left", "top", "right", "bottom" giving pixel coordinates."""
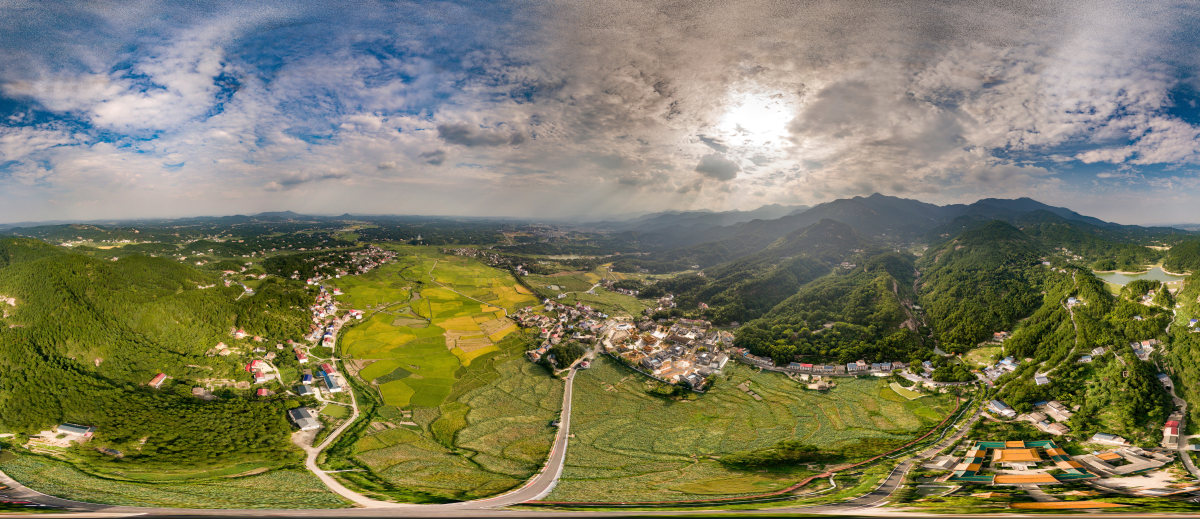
[{"left": 1092, "top": 265, "right": 1188, "bottom": 286}]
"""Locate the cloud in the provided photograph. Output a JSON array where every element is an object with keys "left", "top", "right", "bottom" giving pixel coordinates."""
[
  {"left": 419, "top": 149, "right": 446, "bottom": 166},
  {"left": 436, "top": 123, "right": 526, "bottom": 147},
  {"left": 0, "top": 1, "right": 1199, "bottom": 223},
  {"left": 695, "top": 153, "right": 740, "bottom": 181}
]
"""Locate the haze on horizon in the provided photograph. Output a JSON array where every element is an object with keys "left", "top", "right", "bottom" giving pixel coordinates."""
[{"left": 2, "top": 1, "right": 1200, "bottom": 226}]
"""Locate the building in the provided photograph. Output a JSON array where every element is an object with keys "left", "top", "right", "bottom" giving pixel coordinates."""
[
  {"left": 988, "top": 399, "right": 1017, "bottom": 418},
  {"left": 1034, "top": 374, "right": 1050, "bottom": 386},
  {"left": 295, "top": 348, "right": 308, "bottom": 364},
  {"left": 1164, "top": 420, "right": 1181, "bottom": 448},
  {"left": 320, "top": 362, "right": 336, "bottom": 375},
  {"left": 295, "top": 385, "right": 316, "bottom": 397},
  {"left": 320, "top": 370, "right": 343, "bottom": 393},
  {"left": 149, "top": 373, "right": 167, "bottom": 389},
  {"left": 1043, "top": 401, "right": 1073, "bottom": 422},
  {"left": 1091, "top": 433, "right": 1128, "bottom": 446},
  {"left": 56, "top": 423, "right": 95, "bottom": 441},
  {"left": 287, "top": 407, "right": 321, "bottom": 431}
]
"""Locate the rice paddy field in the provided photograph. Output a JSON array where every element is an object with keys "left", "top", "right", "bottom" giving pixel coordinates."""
[
  {"left": 0, "top": 453, "right": 348, "bottom": 509},
  {"left": 546, "top": 357, "right": 956, "bottom": 503},
  {"left": 523, "top": 264, "right": 650, "bottom": 316},
  {"left": 327, "top": 246, "right": 563, "bottom": 501}
]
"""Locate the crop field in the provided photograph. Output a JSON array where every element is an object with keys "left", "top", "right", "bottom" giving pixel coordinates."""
[
  {"left": 0, "top": 453, "right": 348, "bottom": 509},
  {"left": 327, "top": 247, "right": 560, "bottom": 501},
  {"left": 547, "top": 358, "right": 956, "bottom": 502}
]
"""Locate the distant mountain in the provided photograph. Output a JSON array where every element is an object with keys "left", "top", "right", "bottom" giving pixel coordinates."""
[{"left": 600, "top": 204, "right": 808, "bottom": 233}]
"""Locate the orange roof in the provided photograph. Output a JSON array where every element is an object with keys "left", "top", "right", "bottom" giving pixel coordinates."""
[
  {"left": 955, "top": 462, "right": 983, "bottom": 472},
  {"left": 1045, "top": 447, "right": 1067, "bottom": 457},
  {"left": 993, "top": 448, "right": 1042, "bottom": 463},
  {"left": 995, "top": 473, "right": 1058, "bottom": 484},
  {"left": 1055, "top": 460, "right": 1084, "bottom": 469},
  {"left": 1097, "top": 452, "right": 1122, "bottom": 461},
  {"left": 1011, "top": 501, "right": 1129, "bottom": 509},
  {"left": 1005, "top": 440, "right": 1026, "bottom": 448}
]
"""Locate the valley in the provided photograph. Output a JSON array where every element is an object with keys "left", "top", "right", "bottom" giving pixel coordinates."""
[{"left": 0, "top": 194, "right": 1198, "bottom": 514}]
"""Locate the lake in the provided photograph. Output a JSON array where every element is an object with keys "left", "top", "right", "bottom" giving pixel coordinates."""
[{"left": 1093, "top": 266, "right": 1188, "bottom": 286}]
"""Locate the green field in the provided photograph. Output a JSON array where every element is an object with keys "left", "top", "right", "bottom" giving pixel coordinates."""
[
  {"left": 523, "top": 264, "right": 649, "bottom": 317},
  {"left": 963, "top": 345, "right": 1003, "bottom": 368},
  {"left": 0, "top": 453, "right": 348, "bottom": 509},
  {"left": 326, "top": 246, "right": 561, "bottom": 501},
  {"left": 546, "top": 357, "right": 956, "bottom": 502}
]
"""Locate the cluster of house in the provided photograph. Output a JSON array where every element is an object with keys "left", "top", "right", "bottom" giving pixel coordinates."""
[
  {"left": 297, "top": 245, "right": 397, "bottom": 283},
  {"left": 304, "top": 286, "right": 363, "bottom": 346},
  {"left": 245, "top": 359, "right": 275, "bottom": 384},
  {"left": 737, "top": 349, "right": 908, "bottom": 378},
  {"left": 1130, "top": 339, "right": 1159, "bottom": 361},
  {"left": 514, "top": 300, "right": 610, "bottom": 363},
  {"left": 608, "top": 319, "right": 732, "bottom": 390},
  {"left": 1017, "top": 401, "right": 1074, "bottom": 436},
  {"left": 1079, "top": 346, "right": 1106, "bottom": 364},
  {"left": 982, "top": 356, "right": 1019, "bottom": 381},
  {"left": 602, "top": 280, "right": 639, "bottom": 297}
]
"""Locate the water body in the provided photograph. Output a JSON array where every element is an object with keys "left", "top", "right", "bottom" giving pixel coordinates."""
[{"left": 1093, "top": 266, "right": 1188, "bottom": 286}]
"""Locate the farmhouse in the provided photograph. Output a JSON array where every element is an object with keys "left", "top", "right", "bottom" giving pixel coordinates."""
[
  {"left": 287, "top": 407, "right": 321, "bottom": 431},
  {"left": 56, "top": 423, "right": 95, "bottom": 441},
  {"left": 149, "top": 372, "right": 167, "bottom": 389}
]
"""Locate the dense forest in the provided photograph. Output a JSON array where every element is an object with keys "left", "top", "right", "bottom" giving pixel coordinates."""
[
  {"left": 733, "top": 252, "right": 923, "bottom": 364},
  {"left": 917, "top": 221, "right": 1048, "bottom": 353},
  {"left": 1165, "top": 239, "right": 1200, "bottom": 274}
]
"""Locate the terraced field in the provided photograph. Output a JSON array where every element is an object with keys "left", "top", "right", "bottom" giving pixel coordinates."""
[
  {"left": 0, "top": 453, "right": 347, "bottom": 509},
  {"left": 547, "top": 357, "right": 956, "bottom": 502},
  {"left": 327, "top": 246, "right": 561, "bottom": 501}
]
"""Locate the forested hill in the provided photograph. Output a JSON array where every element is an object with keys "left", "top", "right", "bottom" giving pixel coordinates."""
[
  {"left": 734, "top": 251, "right": 925, "bottom": 365},
  {"left": 917, "top": 221, "right": 1048, "bottom": 353},
  {"left": 0, "top": 237, "right": 310, "bottom": 469},
  {"left": 1165, "top": 238, "right": 1200, "bottom": 273},
  {"left": 644, "top": 219, "right": 872, "bottom": 324}
]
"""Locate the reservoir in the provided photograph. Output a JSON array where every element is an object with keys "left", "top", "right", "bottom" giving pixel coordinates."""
[{"left": 1093, "top": 266, "right": 1187, "bottom": 286}]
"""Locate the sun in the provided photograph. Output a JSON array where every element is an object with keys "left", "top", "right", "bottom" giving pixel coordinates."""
[{"left": 716, "top": 90, "right": 795, "bottom": 149}]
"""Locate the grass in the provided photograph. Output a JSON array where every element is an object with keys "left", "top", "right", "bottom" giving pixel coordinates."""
[
  {"left": 546, "top": 358, "right": 956, "bottom": 503},
  {"left": 0, "top": 453, "right": 348, "bottom": 509},
  {"left": 963, "top": 345, "right": 1003, "bottom": 368},
  {"left": 888, "top": 382, "right": 925, "bottom": 400}
]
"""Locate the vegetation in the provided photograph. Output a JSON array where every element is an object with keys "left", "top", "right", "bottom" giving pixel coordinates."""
[
  {"left": 0, "top": 238, "right": 309, "bottom": 471},
  {"left": 547, "top": 357, "right": 955, "bottom": 502},
  {"left": 0, "top": 451, "right": 347, "bottom": 509}
]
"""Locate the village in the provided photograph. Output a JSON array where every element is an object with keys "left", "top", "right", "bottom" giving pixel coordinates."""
[{"left": 513, "top": 298, "right": 734, "bottom": 391}]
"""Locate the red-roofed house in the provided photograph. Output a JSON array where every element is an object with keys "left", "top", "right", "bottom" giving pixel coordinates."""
[
  {"left": 149, "top": 373, "right": 167, "bottom": 389},
  {"left": 252, "top": 370, "right": 271, "bottom": 384},
  {"left": 256, "top": 388, "right": 271, "bottom": 397},
  {"left": 295, "top": 348, "right": 308, "bottom": 363},
  {"left": 320, "top": 362, "right": 336, "bottom": 374},
  {"left": 1164, "top": 420, "right": 1181, "bottom": 448}
]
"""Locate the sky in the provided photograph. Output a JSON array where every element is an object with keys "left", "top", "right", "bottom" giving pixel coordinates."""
[{"left": 2, "top": 1, "right": 1200, "bottom": 225}]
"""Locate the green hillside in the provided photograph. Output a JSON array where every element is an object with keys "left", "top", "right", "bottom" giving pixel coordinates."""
[
  {"left": 0, "top": 238, "right": 310, "bottom": 471},
  {"left": 917, "top": 221, "right": 1047, "bottom": 353}
]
